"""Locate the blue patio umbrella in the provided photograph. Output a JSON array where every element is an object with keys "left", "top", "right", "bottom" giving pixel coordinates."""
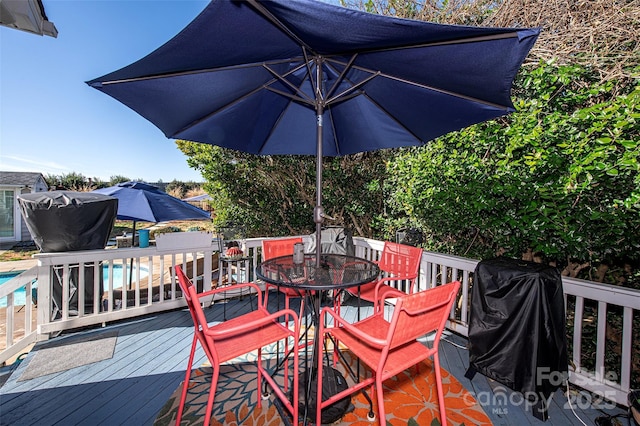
[
  {"left": 92, "top": 181, "right": 210, "bottom": 234},
  {"left": 93, "top": 181, "right": 211, "bottom": 286},
  {"left": 87, "top": 0, "right": 539, "bottom": 264}
]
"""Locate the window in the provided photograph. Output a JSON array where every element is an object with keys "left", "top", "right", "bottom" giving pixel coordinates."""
[{"left": 0, "top": 190, "right": 15, "bottom": 238}]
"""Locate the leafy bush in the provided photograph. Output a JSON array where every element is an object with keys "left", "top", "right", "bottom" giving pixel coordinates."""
[{"left": 385, "top": 62, "right": 639, "bottom": 276}]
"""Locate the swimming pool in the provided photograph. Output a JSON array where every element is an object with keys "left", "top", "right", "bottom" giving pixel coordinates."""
[
  {"left": 0, "top": 264, "right": 149, "bottom": 307},
  {"left": 0, "top": 271, "right": 22, "bottom": 285},
  {"left": 0, "top": 271, "right": 32, "bottom": 308}
]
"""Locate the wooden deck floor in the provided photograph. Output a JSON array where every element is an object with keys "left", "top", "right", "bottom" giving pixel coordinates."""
[{"left": 0, "top": 293, "right": 626, "bottom": 426}]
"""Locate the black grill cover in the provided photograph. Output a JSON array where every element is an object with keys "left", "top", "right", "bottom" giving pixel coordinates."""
[
  {"left": 18, "top": 191, "right": 117, "bottom": 318},
  {"left": 18, "top": 191, "right": 117, "bottom": 252},
  {"left": 467, "top": 257, "right": 568, "bottom": 416}
]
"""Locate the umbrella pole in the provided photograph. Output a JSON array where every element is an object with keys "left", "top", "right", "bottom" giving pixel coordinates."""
[
  {"left": 313, "top": 58, "right": 324, "bottom": 268},
  {"left": 129, "top": 220, "right": 136, "bottom": 289}
]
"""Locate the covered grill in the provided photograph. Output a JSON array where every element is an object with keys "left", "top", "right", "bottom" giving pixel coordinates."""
[
  {"left": 18, "top": 191, "right": 117, "bottom": 318},
  {"left": 465, "top": 257, "right": 568, "bottom": 421}
]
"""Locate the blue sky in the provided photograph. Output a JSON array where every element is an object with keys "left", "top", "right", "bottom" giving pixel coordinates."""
[{"left": 1, "top": 0, "right": 214, "bottom": 183}]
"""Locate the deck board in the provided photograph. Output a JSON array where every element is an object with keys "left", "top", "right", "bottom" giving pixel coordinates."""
[{"left": 0, "top": 290, "right": 626, "bottom": 426}]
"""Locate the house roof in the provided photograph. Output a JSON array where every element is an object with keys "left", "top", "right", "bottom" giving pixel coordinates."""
[
  {"left": 0, "top": 171, "right": 46, "bottom": 187},
  {"left": 0, "top": 0, "right": 58, "bottom": 38},
  {"left": 183, "top": 194, "right": 212, "bottom": 202}
]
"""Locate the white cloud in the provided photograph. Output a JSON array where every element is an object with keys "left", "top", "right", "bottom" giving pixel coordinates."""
[{"left": 0, "top": 155, "right": 71, "bottom": 175}]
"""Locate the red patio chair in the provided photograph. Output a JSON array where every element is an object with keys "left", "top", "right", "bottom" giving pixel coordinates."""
[
  {"left": 346, "top": 241, "right": 423, "bottom": 307},
  {"left": 317, "top": 280, "right": 461, "bottom": 426},
  {"left": 262, "top": 237, "right": 307, "bottom": 319},
  {"left": 174, "top": 265, "right": 299, "bottom": 426}
]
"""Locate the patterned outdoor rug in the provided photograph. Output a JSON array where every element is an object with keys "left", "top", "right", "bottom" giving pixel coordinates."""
[{"left": 154, "top": 349, "right": 491, "bottom": 426}]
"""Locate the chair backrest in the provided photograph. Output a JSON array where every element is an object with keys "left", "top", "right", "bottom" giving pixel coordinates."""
[
  {"left": 171, "top": 253, "right": 219, "bottom": 284},
  {"left": 378, "top": 241, "right": 423, "bottom": 289},
  {"left": 262, "top": 237, "right": 303, "bottom": 261},
  {"left": 176, "top": 265, "right": 196, "bottom": 310},
  {"left": 175, "top": 265, "right": 216, "bottom": 361},
  {"left": 388, "top": 281, "right": 461, "bottom": 350}
]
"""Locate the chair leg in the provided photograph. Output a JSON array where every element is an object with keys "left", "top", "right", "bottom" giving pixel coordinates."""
[
  {"left": 433, "top": 353, "right": 448, "bottom": 426},
  {"left": 257, "top": 347, "right": 263, "bottom": 408},
  {"left": 203, "top": 367, "right": 219, "bottom": 426},
  {"left": 297, "top": 296, "right": 305, "bottom": 335},
  {"left": 293, "top": 295, "right": 308, "bottom": 353},
  {"left": 176, "top": 337, "right": 198, "bottom": 425},
  {"left": 375, "top": 379, "right": 386, "bottom": 424},
  {"left": 316, "top": 354, "right": 324, "bottom": 426},
  {"left": 283, "top": 336, "right": 290, "bottom": 393},
  {"left": 298, "top": 297, "right": 305, "bottom": 327}
]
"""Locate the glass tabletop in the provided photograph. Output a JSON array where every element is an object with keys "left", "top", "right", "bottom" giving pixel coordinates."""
[{"left": 256, "top": 253, "right": 379, "bottom": 291}]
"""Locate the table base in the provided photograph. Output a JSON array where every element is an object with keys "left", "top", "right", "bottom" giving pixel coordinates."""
[{"left": 295, "top": 367, "right": 351, "bottom": 424}]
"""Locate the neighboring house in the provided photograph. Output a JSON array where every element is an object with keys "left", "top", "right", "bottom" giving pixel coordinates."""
[
  {"left": 183, "top": 193, "right": 213, "bottom": 213},
  {"left": 0, "top": 171, "right": 48, "bottom": 244}
]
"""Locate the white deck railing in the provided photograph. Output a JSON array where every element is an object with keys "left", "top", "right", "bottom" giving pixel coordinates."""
[{"left": 1, "top": 236, "right": 638, "bottom": 406}]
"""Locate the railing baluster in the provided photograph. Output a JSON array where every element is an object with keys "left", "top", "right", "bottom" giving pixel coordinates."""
[
  {"left": 596, "top": 301, "right": 607, "bottom": 382},
  {"left": 78, "top": 262, "right": 85, "bottom": 316},
  {"left": 621, "top": 307, "right": 633, "bottom": 390},
  {"left": 6, "top": 293, "right": 14, "bottom": 346},
  {"left": 573, "top": 296, "right": 584, "bottom": 373}
]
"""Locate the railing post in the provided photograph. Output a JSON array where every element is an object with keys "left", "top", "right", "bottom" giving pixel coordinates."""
[{"left": 36, "top": 262, "right": 51, "bottom": 339}]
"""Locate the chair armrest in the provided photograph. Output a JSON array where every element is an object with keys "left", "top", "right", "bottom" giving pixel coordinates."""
[
  {"left": 374, "top": 274, "right": 418, "bottom": 296},
  {"left": 320, "top": 307, "right": 387, "bottom": 348},
  {"left": 196, "top": 282, "right": 263, "bottom": 306},
  {"left": 207, "top": 308, "right": 299, "bottom": 339},
  {"left": 372, "top": 280, "right": 407, "bottom": 310},
  {"left": 377, "top": 274, "right": 417, "bottom": 283}
]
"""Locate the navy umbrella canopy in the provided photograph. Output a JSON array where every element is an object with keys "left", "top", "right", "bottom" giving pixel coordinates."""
[
  {"left": 92, "top": 181, "right": 210, "bottom": 225},
  {"left": 87, "top": 0, "right": 539, "bottom": 261}
]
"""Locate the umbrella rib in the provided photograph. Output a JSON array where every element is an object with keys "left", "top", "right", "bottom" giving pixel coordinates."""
[
  {"left": 325, "top": 106, "right": 341, "bottom": 155},
  {"left": 246, "top": 0, "right": 314, "bottom": 51},
  {"left": 174, "top": 62, "right": 311, "bottom": 137},
  {"left": 256, "top": 96, "right": 299, "bottom": 155},
  {"left": 95, "top": 58, "right": 302, "bottom": 85},
  {"left": 360, "top": 92, "right": 424, "bottom": 143},
  {"left": 324, "top": 53, "right": 358, "bottom": 100},
  {"left": 327, "top": 89, "right": 366, "bottom": 106},
  {"left": 264, "top": 86, "right": 313, "bottom": 106},
  {"left": 331, "top": 31, "right": 523, "bottom": 57},
  {"left": 324, "top": 57, "right": 512, "bottom": 111},
  {"left": 263, "top": 63, "right": 315, "bottom": 105},
  {"left": 325, "top": 72, "right": 380, "bottom": 106},
  {"left": 303, "top": 48, "right": 323, "bottom": 106},
  {"left": 312, "top": 32, "right": 526, "bottom": 109},
  {"left": 373, "top": 68, "right": 512, "bottom": 110},
  {"left": 173, "top": 86, "right": 266, "bottom": 137}
]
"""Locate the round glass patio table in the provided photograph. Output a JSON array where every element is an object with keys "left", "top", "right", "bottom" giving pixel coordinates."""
[
  {"left": 256, "top": 253, "right": 379, "bottom": 292},
  {"left": 256, "top": 253, "right": 379, "bottom": 424}
]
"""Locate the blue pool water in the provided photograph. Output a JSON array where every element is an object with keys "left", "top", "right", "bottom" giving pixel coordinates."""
[
  {"left": 0, "top": 271, "right": 22, "bottom": 285},
  {"left": 0, "top": 265, "right": 149, "bottom": 307},
  {"left": 0, "top": 271, "right": 30, "bottom": 307}
]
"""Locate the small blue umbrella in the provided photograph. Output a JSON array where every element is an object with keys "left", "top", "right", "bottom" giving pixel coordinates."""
[
  {"left": 93, "top": 181, "right": 211, "bottom": 285},
  {"left": 92, "top": 181, "right": 210, "bottom": 245},
  {"left": 93, "top": 181, "right": 210, "bottom": 224},
  {"left": 87, "top": 0, "right": 539, "bottom": 263}
]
